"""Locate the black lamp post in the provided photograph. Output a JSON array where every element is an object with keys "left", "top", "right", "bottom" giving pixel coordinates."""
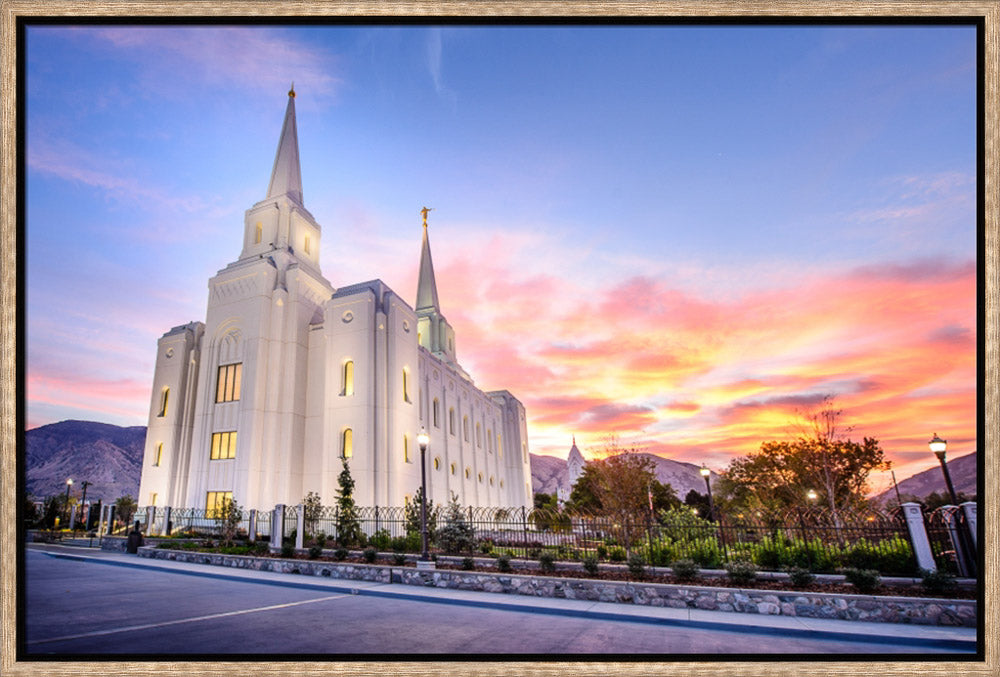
[
  {"left": 417, "top": 428, "right": 430, "bottom": 562},
  {"left": 929, "top": 433, "right": 959, "bottom": 505},
  {"left": 700, "top": 466, "right": 714, "bottom": 520},
  {"left": 78, "top": 480, "right": 91, "bottom": 531},
  {"left": 63, "top": 478, "right": 73, "bottom": 527}
]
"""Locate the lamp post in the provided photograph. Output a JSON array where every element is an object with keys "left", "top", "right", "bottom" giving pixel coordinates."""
[
  {"left": 63, "top": 478, "right": 73, "bottom": 527},
  {"left": 806, "top": 489, "right": 818, "bottom": 504},
  {"left": 79, "top": 480, "right": 91, "bottom": 530},
  {"left": 929, "top": 433, "right": 975, "bottom": 577},
  {"left": 929, "top": 433, "right": 959, "bottom": 505},
  {"left": 417, "top": 428, "right": 431, "bottom": 563},
  {"left": 699, "top": 466, "right": 714, "bottom": 520},
  {"left": 890, "top": 470, "right": 902, "bottom": 508}
]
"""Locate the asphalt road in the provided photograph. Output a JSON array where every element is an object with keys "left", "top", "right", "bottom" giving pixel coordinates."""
[{"left": 21, "top": 547, "right": 976, "bottom": 658}]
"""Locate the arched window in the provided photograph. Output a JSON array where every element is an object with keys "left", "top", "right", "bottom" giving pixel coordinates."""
[
  {"left": 216, "top": 363, "right": 242, "bottom": 403},
  {"left": 463, "top": 416, "right": 469, "bottom": 442},
  {"left": 433, "top": 456, "right": 441, "bottom": 471},
  {"left": 402, "top": 369, "right": 411, "bottom": 403},
  {"left": 476, "top": 423, "right": 482, "bottom": 447},
  {"left": 433, "top": 398, "right": 440, "bottom": 428},
  {"left": 254, "top": 222, "right": 262, "bottom": 244},
  {"left": 304, "top": 235, "right": 311, "bottom": 254},
  {"left": 342, "top": 360, "right": 354, "bottom": 396},
  {"left": 489, "top": 475, "right": 494, "bottom": 486},
  {"left": 450, "top": 462, "right": 457, "bottom": 475},
  {"left": 153, "top": 443, "right": 163, "bottom": 467},
  {"left": 465, "top": 467, "right": 471, "bottom": 479},
  {"left": 403, "top": 435, "right": 410, "bottom": 463},
  {"left": 342, "top": 428, "right": 353, "bottom": 459},
  {"left": 487, "top": 428, "right": 492, "bottom": 452},
  {"left": 478, "top": 472, "right": 484, "bottom": 484},
  {"left": 158, "top": 387, "right": 169, "bottom": 417},
  {"left": 497, "top": 434, "right": 503, "bottom": 458},
  {"left": 449, "top": 408, "right": 455, "bottom": 435}
]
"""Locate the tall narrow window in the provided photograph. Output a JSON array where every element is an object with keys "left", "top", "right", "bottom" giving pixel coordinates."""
[
  {"left": 304, "top": 235, "right": 311, "bottom": 254},
  {"left": 216, "top": 363, "right": 242, "bottom": 403},
  {"left": 342, "top": 428, "right": 353, "bottom": 459},
  {"left": 153, "top": 443, "right": 163, "bottom": 467},
  {"left": 476, "top": 423, "right": 482, "bottom": 447},
  {"left": 254, "top": 222, "right": 262, "bottom": 244},
  {"left": 523, "top": 443, "right": 527, "bottom": 463},
  {"left": 497, "top": 434, "right": 503, "bottom": 458},
  {"left": 433, "top": 456, "right": 441, "bottom": 471},
  {"left": 403, "top": 435, "right": 411, "bottom": 463},
  {"left": 210, "top": 431, "right": 237, "bottom": 460},
  {"left": 487, "top": 428, "right": 493, "bottom": 452},
  {"left": 402, "top": 369, "right": 411, "bottom": 403},
  {"left": 158, "top": 387, "right": 169, "bottom": 417},
  {"left": 150, "top": 492, "right": 158, "bottom": 506},
  {"left": 449, "top": 408, "right": 455, "bottom": 435},
  {"left": 463, "top": 416, "right": 469, "bottom": 442},
  {"left": 433, "top": 399, "right": 440, "bottom": 428},
  {"left": 206, "top": 491, "right": 233, "bottom": 519},
  {"left": 342, "top": 360, "right": 354, "bottom": 396}
]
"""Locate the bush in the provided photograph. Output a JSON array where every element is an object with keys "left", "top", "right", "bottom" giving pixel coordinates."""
[
  {"left": 582, "top": 555, "right": 600, "bottom": 576},
  {"left": 496, "top": 554, "right": 512, "bottom": 572},
  {"left": 369, "top": 529, "right": 391, "bottom": 550},
  {"left": 920, "top": 568, "right": 957, "bottom": 594},
  {"left": 785, "top": 566, "right": 815, "bottom": 588},
  {"left": 725, "top": 560, "right": 758, "bottom": 585},
  {"left": 596, "top": 544, "right": 608, "bottom": 559},
  {"left": 538, "top": 551, "right": 556, "bottom": 573},
  {"left": 280, "top": 543, "right": 294, "bottom": 558},
  {"left": 461, "top": 556, "right": 475, "bottom": 571},
  {"left": 479, "top": 541, "right": 493, "bottom": 555},
  {"left": 608, "top": 546, "right": 626, "bottom": 562},
  {"left": 437, "top": 494, "right": 477, "bottom": 554},
  {"left": 627, "top": 552, "right": 646, "bottom": 579},
  {"left": 688, "top": 537, "right": 723, "bottom": 569},
  {"left": 308, "top": 544, "right": 323, "bottom": 559},
  {"left": 390, "top": 536, "right": 409, "bottom": 552},
  {"left": 671, "top": 559, "right": 700, "bottom": 582},
  {"left": 527, "top": 547, "right": 542, "bottom": 559},
  {"left": 392, "top": 553, "right": 407, "bottom": 565},
  {"left": 333, "top": 547, "right": 348, "bottom": 561},
  {"left": 362, "top": 547, "right": 377, "bottom": 563},
  {"left": 843, "top": 567, "right": 881, "bottom": 593},
  {"left": 314, "top": 532, "right": 327, "bottom": 547},
  {"left": 253, "top": 541, "right": 270, "bottom": 555}
]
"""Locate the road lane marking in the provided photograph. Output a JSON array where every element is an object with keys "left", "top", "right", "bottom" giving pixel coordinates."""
[{"left": 28, "top": 594, "right": 349, "bottom": 646}]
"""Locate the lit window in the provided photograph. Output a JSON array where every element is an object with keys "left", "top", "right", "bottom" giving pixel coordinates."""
[
  {"left": 342, "top": 428, "right": 353, "bottom": 459},
  {"left": 489, "top": 476, "right": 494, "bottom": 486},
  {"left": 206, "top": 491, "right": 233, "bottom": 519},
  {"left": 476, "top": 423, "right": 482, "bottom": 447},
  {"left": 304, "top": 235, "right": 311, "bottom": 254},
  {"left": 500, "top": 479, "right": 504, "bottom": 488},
  {"left": 210, "top": 431, "right": 237, "bottom": 460},
  {"left": 478, "top": 472, "right": 484, "bottom": 484},
  {"left": 404, "top": 435, "right": 410, "bottom": 463},
  {"left": 150, "top": 492, "right": 158, "bottom": 506},
  {"left": 254, "top": 222, "right": 262, "bottom": 244},
  {"left": 449, "top": 408, "right": 455, "bottom": 435},
  {"left": 487, "top": 428, "right": 492, "bottom": 452},
  {"left": 158, "top": 387, "right": 169, "bottom": 417},
  {"left": 465, "top": 467, "right": 471, "bottom": 479},
  {"left": 523, "top": 443, "right": 527, "bottom": 463},
  {"left": 216, "top": 363, "right": 242, "bottom": 403},
  {"left": 342, "top": 360, "right": 354, "bottom": 396},
  {"left": 433, "top": 456, "right": 441, "bottom": 471},
  {"left": 463, "top": 416, "right": 469, "bottom": 441},
  {"left": 403, "top": 369, "right": 411, "bottom": 403},
  {"left": 153, "top": 443, "right": 163, "bottom": 467},
  {"left": 450, "top": 462, "right": 456, "bottom": 475}
]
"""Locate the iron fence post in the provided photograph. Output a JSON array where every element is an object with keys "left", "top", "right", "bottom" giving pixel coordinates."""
[{"left": 522, "top": 506, "right": 528, "bottom": 558}]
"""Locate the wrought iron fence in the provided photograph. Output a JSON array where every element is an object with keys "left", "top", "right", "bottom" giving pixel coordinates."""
[{"left": 925, "top": 506, "right": 976, "bottom": 577}]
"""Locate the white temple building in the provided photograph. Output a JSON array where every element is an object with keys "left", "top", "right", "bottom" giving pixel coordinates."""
[{"left": 138, "top": 88, "right": 532, "bottom": 513}]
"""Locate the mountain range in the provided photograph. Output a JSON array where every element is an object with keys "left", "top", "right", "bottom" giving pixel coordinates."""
[{"left": 24, "top": 420, "right": 978, "bottom": 507}]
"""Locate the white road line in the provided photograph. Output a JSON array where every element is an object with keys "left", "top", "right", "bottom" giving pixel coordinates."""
[{"left": 28, "top": 594, "right": 349, "bottom": 645}]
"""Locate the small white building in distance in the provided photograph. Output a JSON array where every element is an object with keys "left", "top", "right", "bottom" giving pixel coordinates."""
[{"left": 138, "top": 88, "right": 532, "bottom": 513}]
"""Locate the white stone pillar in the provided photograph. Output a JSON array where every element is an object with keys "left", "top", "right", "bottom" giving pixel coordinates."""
[
  {"left": 162, "top": 507, "right": 172, "bottom": 536},
  {"left": 961, "top": 501, "right": 977, "bottom": 550},
  {"left": 901, "top": 502, "right": 936, "bottom": 573},
  {"left": 271, "top": 504, "right": 284, "bottom": 549},
  {"left": 295, "top": 503, "right": 305, "bottom": 550},
  {"left": 940, "top": 505, "right": 970, "bottom": 577},
  {"left": 248, "top": 509, "right": 257, "bottom": 543},
  {"left": 69, "top": 505, "right": 78, "bottom": 531}
]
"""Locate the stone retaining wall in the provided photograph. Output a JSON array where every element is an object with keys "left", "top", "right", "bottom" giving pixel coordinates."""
[{"left": 137, "top": 547, "right": 975, "bottom": 628}]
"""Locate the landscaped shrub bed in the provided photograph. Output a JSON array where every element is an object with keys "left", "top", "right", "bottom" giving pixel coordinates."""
[{"left": 154, "top": 540, "right": 975, "bottom": 600}]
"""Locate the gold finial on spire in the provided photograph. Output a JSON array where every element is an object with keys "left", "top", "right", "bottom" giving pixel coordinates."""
[
  {"left": 289, "top": 82, "right": 296, "bottom": 98},
  {"left": 420, "top": 206, "right": 434, "bottom": 229}
]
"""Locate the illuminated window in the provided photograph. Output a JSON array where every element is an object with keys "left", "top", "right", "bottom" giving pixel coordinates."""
[
  {"left": 206, "top": 491, "right": 233, "bottom": 519},
  {"left": 489, "top": 476, "right": 494, "bottom": 486},
  {"left": 403, "top": 369, "right": 411, "bottom": 403},
  {"left": 342, "top": 360, "right": 354, "bottom": 396},
  {"left": 404, "top": 435, "right": 411, "bottom": 463},
  {"left": 153, "top": 443, "right": 163, "bottom": 467},
  {"left": 497, "top": 434, "right": 503, "bottom": 458},
  {"left": 254, "top": 222, "right": 262, "bottom": 244},
  {"left": 210, "top": 431, "right": 237, "bottom": 460},
  {"left": 487, "top": 428, "right": 492, "bottom": 452},
  {"left": 433, "top": 456, "right": 441, "bottom": 471},
  {"left": 476, "top": 423, "right": 482, "bottom": 447},
  {"left": 304, "top": 235, "right": 311, "bottom": 254},
  {"left": 450, "top": 462, "right": 457, "bottom": 475},
  {"left": 478, "top": 472, "right": 484, "bottom": 484},
  {"left": 433, "top": 399, "right": 440, "bottom": 427},
  {"left": 342, "top": 428, "right": 353, "bottom": 459},
  {"left": 500, "top": 479, "right": 504, "bottom": 488},
  {"left": 463, "top": 416, "right": 469, "bottom": 441},
  {"left": 158, "top": 387, "right": 169, "bottom": 417},
  {"left": 150, "top": 492, "right": 158, "bottom": 506},
  {"left": 449, "top": 408, "right": 455, "bottom": 435},
  {"left": 523, "top": 443, "right": 527, "bottom": 463},
  {"left": 216, "top": 363, "right": 242, "bottom": 403},
  {"left": 465, "top": 467, "right": 471, "bottom": 479}
]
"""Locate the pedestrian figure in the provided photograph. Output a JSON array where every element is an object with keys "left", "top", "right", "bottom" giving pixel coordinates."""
[{"left": 126, "top": 520, "right": 144, "bottom": 554}]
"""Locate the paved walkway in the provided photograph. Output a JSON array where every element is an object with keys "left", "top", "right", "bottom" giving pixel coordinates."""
[{"left": 28, "top": 542, "right": 978, "bottom": 653}]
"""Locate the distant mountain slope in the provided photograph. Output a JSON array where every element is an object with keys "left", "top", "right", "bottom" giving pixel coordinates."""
[
  {"left": 875, "top": 451, "right": 977, "bottom": 504},
  {"left": 25, "top": 420, "right": 146, "bottom": 502},
  {"left": 530, "top": 451, "right": 717, "bottom": 500}
]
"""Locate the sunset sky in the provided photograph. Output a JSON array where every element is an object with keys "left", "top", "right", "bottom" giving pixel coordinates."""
[{"left": 24, "top": 24, "right": 979, "bottom": 490}]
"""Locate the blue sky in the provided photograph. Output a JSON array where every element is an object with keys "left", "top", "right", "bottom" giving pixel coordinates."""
[{"left": 25, "top": 24, "right": 978, "bottom": 485}]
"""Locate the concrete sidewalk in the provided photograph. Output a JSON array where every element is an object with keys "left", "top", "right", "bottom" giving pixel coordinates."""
[{"left": 28, "top": 542, "right": 978, "bottom": 652}]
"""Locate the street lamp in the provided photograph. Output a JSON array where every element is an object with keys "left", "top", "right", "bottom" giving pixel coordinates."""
[
  {"left": 417, "top": 428, "right": 431, "bottom": 564},
  {"left": 929, "top": 433, "right": 959, "bottom": 505},
  {"left": 806, "top": 489, "right": 818, "bottom": 503},
  {"left": 699, "top": 466, "right": 714, "bottom": 520},
  {"left": 79, "top": 481, "right": 91, "bottom": 530},
  {"left": 63, "top": 478, "right": 73, "bottom": 527}
]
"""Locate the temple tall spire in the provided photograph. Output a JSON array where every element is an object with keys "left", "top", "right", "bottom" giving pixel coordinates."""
[
  {"left": 415, "top": 207, "right": 440, "bottom": 313},
  {"left": 266, "top": 84, "right": 303, "bottom": 204},
  {"left": 414, "top": 208, "right": 460, "bottom": 369}
]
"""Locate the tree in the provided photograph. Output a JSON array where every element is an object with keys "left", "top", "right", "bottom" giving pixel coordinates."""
[
  {"left": 404, "top": 487, "right": 438, "bottom": 539},
  {"left": 533, "top": 492, "right": 558, "bottom": 511},
  {"left": 683, "top": 489, "right": 713, "bottom": 519},
  {"left": 115, "top": 495, "right": 137, "bottom": 529},
  {"left": 335, "top": 460, "right": 363, "bottom": 546},
  {"left": 302, "top": 491, "right": 323, "bottom": 537},
  {"left": 720, "top": 398, "right": 886, "bottom": 518},
  {"left": 216, "top": 497, "right": 243, "bottom": 545},
  {"left": 436, "top": 493, "right": 476, "bottom": 554}
]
